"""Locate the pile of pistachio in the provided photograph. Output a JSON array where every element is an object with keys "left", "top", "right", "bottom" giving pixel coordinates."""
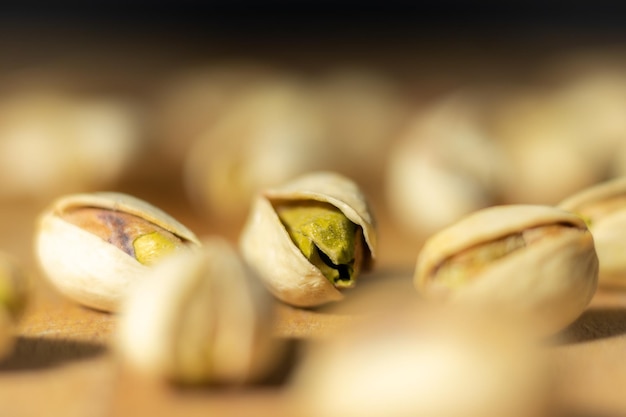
[{"left": 26, "top": 170, "right": 626, "bottom": 416}]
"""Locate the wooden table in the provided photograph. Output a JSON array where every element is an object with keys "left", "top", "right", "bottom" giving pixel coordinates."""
[
  {"left": 1, "top": 188, "right": 626, "bottom": 417},
  {"left": 0, "top": 19, "right": 625, "bottom": 416}
]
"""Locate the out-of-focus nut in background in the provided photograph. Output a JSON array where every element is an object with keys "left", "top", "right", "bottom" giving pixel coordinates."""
[
  {"left": 385, "top": 91, "right": 509, "bottom": 239},
  {"left": 149, "top": 62, "right": 285, "bottom": 170},
  {"left": 0, "top": 89, "right": 143, "bottom": 202},
  {"left": 314, "top": 68, "right": 411, "bottom": 187},
  {"left": 183, "top": 78, "right": 331, "bottom": 225}
]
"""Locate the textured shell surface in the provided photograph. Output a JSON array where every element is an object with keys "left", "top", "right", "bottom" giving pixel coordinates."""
[
  {"left": 35, "top": 192, "right": 201, "bottom": 312},
  {"left": 240, "top": 171, "right": 376, "bottom": 307},
  {"left": 414, "top": 204, "right": 598, "bottom": 334}
]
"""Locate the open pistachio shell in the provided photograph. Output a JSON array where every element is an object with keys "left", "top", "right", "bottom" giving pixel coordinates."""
[
  {"left": 240, "top": 171, "right": 377, "bottom": 307},
  {"left": 116, "top": 237, "right": 282, "bottom": 384},
  {"left": 559, "top": 177, "right": 626, "bottom": 288},
  {"left": 35, "top": 192, "right": 201, "bottom": 312},
  {"left": 414, "top": 205, "right": 598, "bottom": 335}
]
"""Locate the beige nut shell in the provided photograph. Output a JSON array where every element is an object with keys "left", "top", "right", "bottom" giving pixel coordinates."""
[
  {"left": 559, "top": 176, "right": 626, "bottom": 288},
  {"left": 240, "top": 171, "right": 376, "bottom": 307},
  {"left": 415, "top": 205, "right": 598, "bottom": 335},
  {"left": 116, "top": 237, "right": 280, "bottom": 384},
  {"left": 35, "top": 192, "right": 200, "bottom": 312},
  {"left": 290, "top": 305, "right": 551, "bottom": 417}
]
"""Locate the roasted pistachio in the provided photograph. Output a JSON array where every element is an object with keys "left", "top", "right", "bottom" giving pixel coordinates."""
[
  {"left": 0, "top": 90, "right": 141, "bottom": 200},
  {"left": 0, "top": 253, "right": 29, "bottom": 359},
  {"left": 386, "top": 92, "right": 508, "bottom": 238},
  {"left": 240, "top": 171, "right": 377, "bottom": 307},
  {"left": 35, "top": 192, "right": 201, "bottom": 312},
  {"left": 490, "top": 85, "right": 607, "bottom": 205},
  {"left": 559, "top": 177, "right": 626, "bottom": 288},
  {"left": 290, "top": 305, "right": 551, "bottom": 417},
  {"left": 277, "top": 202, "right": 362, "bottom": 289},
  {"left": 414, "top": 205, "right": 598, "bottom": 334},
  {"left": 116, "top": 237, "right": 283, "bottom": 385},
  {"left": 183, "top": 79, "right": 329, "bottom": 224}
]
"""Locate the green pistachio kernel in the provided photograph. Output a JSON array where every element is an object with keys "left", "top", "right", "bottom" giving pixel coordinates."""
[
  {"left": 134, "top": 232, "right": 181, "bottom": 266},
  {"left": 277, "top": 202, "right": 358, "bottom": 288},
  {"left": 62, "top": 207, "right": 186, "bottom": 265}
]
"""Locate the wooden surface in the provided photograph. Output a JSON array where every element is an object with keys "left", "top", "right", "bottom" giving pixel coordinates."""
[
  {"left": 0, "top": 27, "right": 626, "bottom": 417},
  {"left": 0, "top": 192, "right": 626, "bottom": 417}
]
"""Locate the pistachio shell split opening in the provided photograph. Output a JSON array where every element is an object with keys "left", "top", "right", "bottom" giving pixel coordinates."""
[
  {"left": 559, "top": 177, "right": 626, "bottom": 288},
  {"left": 240, "top": 171, "right": 377, "bottom": 307},
  {"left": 35, "top": 192, "right": 201, "bottom": 312},
  {"left": 116, "top": 237, "right": 283, "bottom": 385},
  {"left": 414, "top": 205, "right": 599, "bottom": 334}
]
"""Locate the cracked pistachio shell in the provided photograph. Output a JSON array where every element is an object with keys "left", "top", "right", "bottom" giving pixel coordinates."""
[
  {"left": 240, "top": 171, "right": 377, "bottom": 307},
  {"left": 559, "top": 177, "right": 626, "bottom": 288},
  {"left": 0, "top": 253, "right": 29, "bottom": 359},
  {"left": 414, "top": 205, "right": 599, "bottom": 334},
  {"left": 116, "top": 237, "right": 282, "bottom": 385},
  {"left": 35, "top": 192, "right": 201, "bottom": 312}
]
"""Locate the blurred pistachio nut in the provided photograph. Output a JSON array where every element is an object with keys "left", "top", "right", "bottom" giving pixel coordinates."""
[
  {"left": 183, "top": 79, "right": 329, "bottom": 224},
  {"left": 559, "top": 177, "right": 626, "bottom": 288},
  {"left": 290, "top": 306, "right": 551, "bottom": 417},
  {"left": 414, "top": 205, "right": 598, "bottom": 334},
  {"left": 0, "top": 91, "right": 142, "bottom": 200},
  {"left": 0, "top": 253, "right": 29, "bottom": 359},
  {"left": 386, "top": 92, "right": 507, "bottom": 238},
  {"left": 35, "top": 192, "right": 201, "bottom": 312},
  {"left": 116, "top": 237, "right": 282, "bottom": 384},
  {"left": 240, "top": 171, "right": 376, "bottom": 307}
]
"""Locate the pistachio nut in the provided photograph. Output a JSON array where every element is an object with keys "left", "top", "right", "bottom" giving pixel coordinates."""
[
  {"left": 240, "top": 171, "right": 377, "bottom": 307},
  {"left": 0, "top": 252, "right": 29, "bottom": 359},
  {"left": 35, "top": 192, "right": 201, "bottom": 312},
  {"left": 386, "top": 92, "right": 509, "bottom": 238},
  {"left": 290, "top": 305, "right": 551, "bottom": 417},
  {"left": 183, "top": 79, "right": 329, "bottom": 224},
  {"left": 414, "top": 205, "right": 599, "bottom": 334},
  {"left": 558, "top": 177, "right": 626, "bottom": 288},
  {"left": 490, "top": 86, "right": 604, "bottom": 205},
  {"left": 0, "top": 91, "right": 141, "bottom": 200},
  {"left": 116, "top": 237, "right": 283, "bottom": 385}
]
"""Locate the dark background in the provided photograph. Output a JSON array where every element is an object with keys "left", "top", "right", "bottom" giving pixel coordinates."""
[{"left": 2, "top": 2, "right": 626, "bottom": 39}]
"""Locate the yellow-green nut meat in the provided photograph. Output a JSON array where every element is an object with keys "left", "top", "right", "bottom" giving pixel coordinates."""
[
  {"left": 240, "top": 171, "right": 377, "bottom": 307},
  {"left": 0, "top": 252, "right": 29, "bottom": 359},
  {"left": 35, "top": 192, "right": 201, "bottom": 312},
  {"left": 116, "top": 237, "right": 283, "bottom": 385},
  {"left": 414, "top": 205, "right": 599, "bottom": 335},
  {"left": 559, "top": 177, "right": 626, "bottom": 288}
]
